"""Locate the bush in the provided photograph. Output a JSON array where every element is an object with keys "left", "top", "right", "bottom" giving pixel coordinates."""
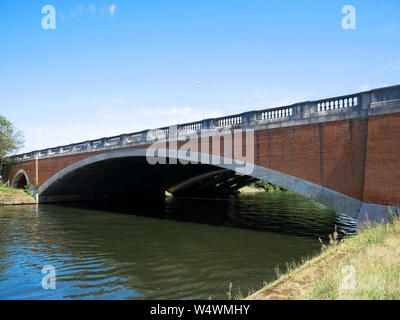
[
  {"left": 24, "top": 184, "right": 32, "bottom": 196},
  {"left": 250, "top": 180, "right": 286, "bottom": 193}
]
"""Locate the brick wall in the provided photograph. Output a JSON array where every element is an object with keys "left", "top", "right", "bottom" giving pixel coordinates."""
[
  {"left": 4, "top": 113, "right": 400, "bottom": 207},
  {"left": 363, "top": 113, "right": 400, "bottom": 206}
]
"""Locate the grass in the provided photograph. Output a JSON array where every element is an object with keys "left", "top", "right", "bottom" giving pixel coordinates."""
[
  {"left": 0, "top": 186, "right": 22, "bottom": 193},
  {"left": 246, "top": 216, "right": 400, "bottom": 300}
]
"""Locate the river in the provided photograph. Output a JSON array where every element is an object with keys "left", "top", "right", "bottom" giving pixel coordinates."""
[{"left": 0, "top": 192, "right": 355, "bottom": 299}]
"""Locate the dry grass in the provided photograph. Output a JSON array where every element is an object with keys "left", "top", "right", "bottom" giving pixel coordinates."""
[
  {"left": 247, "top": 217, "right": 400, "bottom": 300},
  {"left": 238, "top": 186, "right": 265, "bottom": 193}
]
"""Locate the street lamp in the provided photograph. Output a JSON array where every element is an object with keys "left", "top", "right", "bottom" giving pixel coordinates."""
[{"left": 196, "top": 82, "right": 211, "bottom": 120}]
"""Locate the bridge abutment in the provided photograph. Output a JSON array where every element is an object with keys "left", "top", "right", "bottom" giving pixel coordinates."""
[{"left": 355, "top": 203, "right": 399, "bottom": 228}]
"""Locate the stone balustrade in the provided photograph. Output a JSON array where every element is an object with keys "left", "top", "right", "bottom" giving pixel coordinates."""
[{"left": 12, "top": 85, "right": 400, "bottom": 162}]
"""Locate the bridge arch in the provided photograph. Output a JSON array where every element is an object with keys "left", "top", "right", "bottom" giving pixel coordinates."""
[
  {"left": 12, "top": 169, "right": 30, "bottom": 189},
  {"left": 38, "top": 148, "right": 362, "bottom": 218}
]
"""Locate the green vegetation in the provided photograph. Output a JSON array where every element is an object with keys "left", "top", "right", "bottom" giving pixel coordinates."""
[
  {"left": 0, "top": 178, "right": 35, "bottom": 204},
  {"left": 1, "top": 178, "right": 11, "bottom": 191},
  {"left": 24, "top": 183, "right": 33, "bottom": 197},
  {"left": 250, "top": 180, "right": 286, "bottom": 192},
  {"left": 240, "top": 180, "right": 286, "bottom": 193},
  {"left": 0, "top": 186, "right": 21, "bottom": 193},
  {"left": 246, "top": 216, "right": 400, "bottom": 300},
  {"left": 0, "top": 114, "right": 24, "bottom": 175},
  {"left": 0, "top": 115, "right": 26, "bottom": 201},
  {"left": 0, "top": 179, "right": 30, "bottom": 195},
  {"left": 0, "top": 187, "right": 36, "bottom": 204}
]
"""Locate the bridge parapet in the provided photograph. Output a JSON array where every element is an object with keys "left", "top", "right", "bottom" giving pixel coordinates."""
[
  {"left": 178, "top": 121, "right": 203, "bottom": 133},
  {"left": 12, "top": 85, "right": 400, "bottom": 163},
  {"left": 216, "top": 115, "right": 243, "bottom": 127},
  {"left": 316, "top": 95, "right": 359, "bottom": 112},
  {"left": 261, "top": 105, "right": 294, "bottom": 120}
]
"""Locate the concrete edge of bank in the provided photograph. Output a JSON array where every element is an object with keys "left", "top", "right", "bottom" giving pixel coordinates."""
[{"left": 0, "top": 190, "right": 37, "bottom": 205}]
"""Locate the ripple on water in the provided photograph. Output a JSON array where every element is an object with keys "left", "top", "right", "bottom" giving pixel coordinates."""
[{"left": 0, "top": 193, "right": 355, "bottom": 299}]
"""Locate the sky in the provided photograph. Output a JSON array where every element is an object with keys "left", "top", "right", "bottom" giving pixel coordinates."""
[{"left": 0, "top": 0, "right": 399, "bottom": 153}]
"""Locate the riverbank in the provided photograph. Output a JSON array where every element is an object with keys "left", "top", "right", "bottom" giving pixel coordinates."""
[
  {"left": 0, "top": 193, "right": 330, "bottom": 299},
  {"left": 247, "top": 216, "right": 400, "bottom": 300},
  {"left": 238, "top": 186, "right": 265, "bottom": 193},
  {"left": 0, "top": 188, "right": 36, "bottom": 205},
  {"left": 239, "top": 181, "right": 286, "bottom": 194}
]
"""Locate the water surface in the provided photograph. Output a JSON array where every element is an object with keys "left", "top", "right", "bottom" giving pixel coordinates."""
[{"left": 0, "top": 192, "right": 355, "bottom": 299}]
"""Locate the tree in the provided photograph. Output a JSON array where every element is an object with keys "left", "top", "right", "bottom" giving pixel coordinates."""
[{"left": 0, "top": 115, "right": 24, "bottom": 173}]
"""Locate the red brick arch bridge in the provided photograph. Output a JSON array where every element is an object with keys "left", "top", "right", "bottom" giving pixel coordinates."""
[{"left": 3, "top": 85, "right": 400, "bottom": 225}]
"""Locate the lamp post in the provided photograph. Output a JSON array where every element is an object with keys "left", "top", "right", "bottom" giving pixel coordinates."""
[{"left": 196, "top": 82, "right": 211, "bottom": 120}]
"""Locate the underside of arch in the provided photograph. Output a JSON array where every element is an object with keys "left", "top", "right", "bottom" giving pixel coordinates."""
[
  {"left": 38, "top": 148, "right": 385, "bottom": 220},
  {"left": 12, "top": 170, "right": 29, "bottom": 189}
]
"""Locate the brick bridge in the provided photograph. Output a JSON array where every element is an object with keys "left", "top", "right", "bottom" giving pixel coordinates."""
[{"left": 2, "top": 85, "right": 400, "bottom": 225}]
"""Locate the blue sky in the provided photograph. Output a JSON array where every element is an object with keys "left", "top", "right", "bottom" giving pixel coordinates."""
[{"left": 1, "top": 0, "right": 399, "bottom": 153}]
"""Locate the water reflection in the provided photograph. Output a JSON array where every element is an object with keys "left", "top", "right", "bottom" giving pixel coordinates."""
[{"left": 0, "top": 192, "right": 355, "bottom": 300}]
